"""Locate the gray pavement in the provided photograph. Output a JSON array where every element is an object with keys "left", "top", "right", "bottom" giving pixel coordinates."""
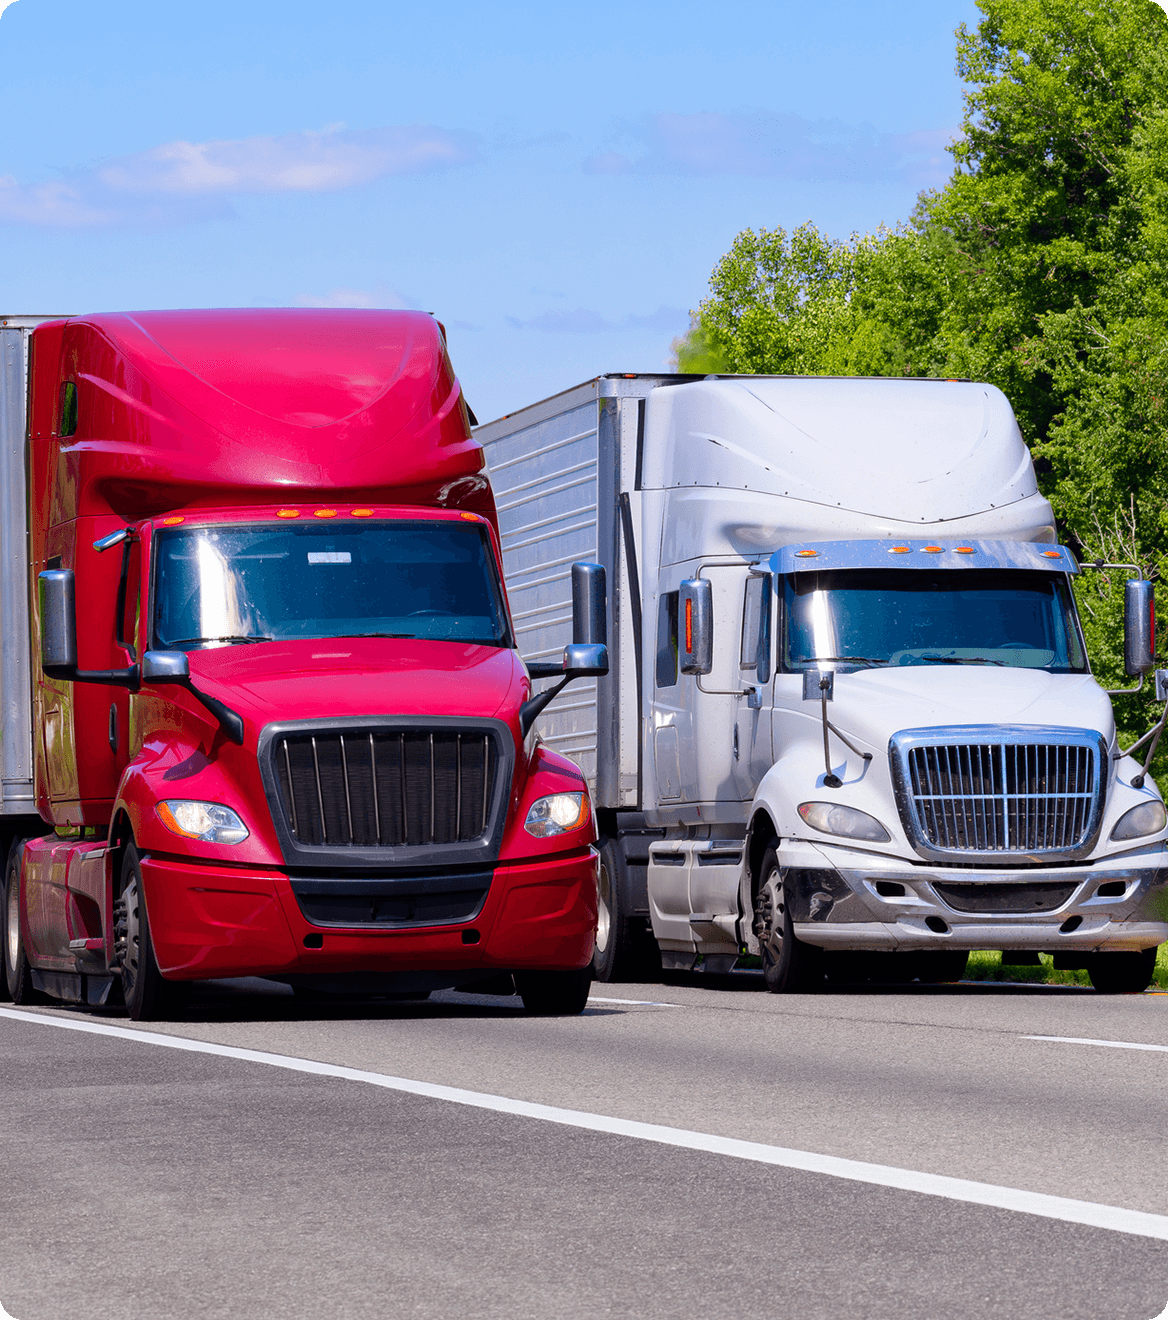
[{"left": 0, "top": 975, "right": 1166, "bottom": 1318}]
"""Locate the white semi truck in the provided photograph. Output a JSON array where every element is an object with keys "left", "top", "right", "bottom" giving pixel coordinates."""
[{"left": 477, "top": 374, "right": 1168, "bottom": 993}]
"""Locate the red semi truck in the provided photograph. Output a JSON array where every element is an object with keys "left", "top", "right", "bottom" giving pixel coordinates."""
[{"left": 0, "top": 310, "right": 604, "bottom": 1020}]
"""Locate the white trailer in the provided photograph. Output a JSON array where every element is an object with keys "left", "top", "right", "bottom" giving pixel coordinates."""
[
  {"left": 478, "top": 373, "right": 1168, "bottom": 993},
  {"left": 0, "top": 317, "right": 63, "bottom": 839}
]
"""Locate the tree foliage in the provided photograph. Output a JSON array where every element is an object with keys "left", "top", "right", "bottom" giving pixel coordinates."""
[{"left": 678, "top": 0, "right": 1168, "bottom": 765}]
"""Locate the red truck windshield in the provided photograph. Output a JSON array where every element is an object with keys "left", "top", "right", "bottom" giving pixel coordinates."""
[{"left": 151, "top": 521, "right": 512, "bottom": 649}]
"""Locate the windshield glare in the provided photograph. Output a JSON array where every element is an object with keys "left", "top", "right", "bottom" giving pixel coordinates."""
[
  {"left": 152, "top": 521, "right": 511, "bottom": 649},
  {"left": 782, "top": 569, "right": 1087, "bottom": 672}
]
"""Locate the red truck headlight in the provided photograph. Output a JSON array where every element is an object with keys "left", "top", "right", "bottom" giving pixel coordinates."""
[
  {"left": 524, "top": 792, "right": 587, "bottom": 838},
  {"left": 157, "top": 800, "right": 250, "bottom": 845}
]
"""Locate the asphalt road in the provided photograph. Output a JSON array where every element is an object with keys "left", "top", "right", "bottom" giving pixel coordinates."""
[{"left": 0, "top": 974, "right": 1166, "bottom": 1320}]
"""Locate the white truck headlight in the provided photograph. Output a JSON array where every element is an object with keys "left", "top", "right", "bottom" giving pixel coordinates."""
[
  {"left": 157, "top": 800, "right": 250, "bottom": 845},
  {"left": 1110, "top": 800, "right": 1167, "bottom": 841},
  {"left": 524, "top": 792, "right": 587, "bottom": 837},
  {"left": 798, "top": 801, "right": 890, "bottom": 843}
]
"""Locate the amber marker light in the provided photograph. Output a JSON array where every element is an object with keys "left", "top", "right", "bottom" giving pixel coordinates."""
[
  {"left": 314, "top": 509, "right": 337, "bottom": 519},
  {"left": 1041, "top": 550, "right": 1062, "bottom": 559},
  {"left": 795, "top": 549, "right": 818, "bottom": 557},
  {"left": 955, "top": 547, "right": 975, "bottom": 554},
  {"left": 277, "top": 509, "right": 300, "bottom": 518},
  {"left": 351, "top": 508, "right": 373, "bottom": 518},
  {"left": 460, "top": 511, "right": 480, "bottom": 521},
  {"left": 890, "top": 546, "right": 911, "bottom": 554},
  {"left": 923, "top": 546, "right": 944, "bottom": 553},
  {"left": 161, "top": 515, "right": 185, "bottom": 526}
]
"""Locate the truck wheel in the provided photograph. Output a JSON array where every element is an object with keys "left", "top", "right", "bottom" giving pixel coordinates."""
[
  {"left": 914, "top": 950, "right": 969, "bottom": 984},
  {"left": 3, "top": 846, "right": 43, "bottom": 1005},
  {"left": 592, "top": 839, "right": 659, "bottom": 982},
  {"left": 754, "top": 844, "right": 823, "bottom": 993},
  {"left": 117, "top": 845, "right": 185, "bottom": 1022},
  {"left": 514, "top": 967, "right": 593, "bottom": 1016},
  {"left": 1087, "top": 949, "right": 1157, "bottom": 994}
]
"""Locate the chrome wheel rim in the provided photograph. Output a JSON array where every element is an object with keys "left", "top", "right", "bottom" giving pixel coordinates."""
[
  {"left": 595, "top": 859, "right": 612, "bottom": 954},
  {"left": 754, "top": 866, "right": 785, "bottom": 965},
  {"left": 120, "top": 874, "right": 141, "bottom": 992},
  {"left": 5, "top": 870, "right": 18, "bottom": 973}
]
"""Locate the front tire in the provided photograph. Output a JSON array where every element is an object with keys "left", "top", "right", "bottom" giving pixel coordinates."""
[
  {"left": 3, "top": 844, "right": 42, "bottom": 1005},
  {"left": 514, "top": 967, "right": 592, "bottom": 1015},
  {"left": 754, "top": 844, "right": 823, "bottom": 993},
  {"left": 117, "top": 845, "right": 185, "bottom": 1022},
  {"left": 592, "top": 839, "right": 659, "bottom": 983},
  {"left": 1088, "top": 949, "right": 1156, "bottom": 994}
]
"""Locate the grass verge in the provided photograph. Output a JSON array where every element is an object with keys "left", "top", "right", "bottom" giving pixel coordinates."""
[{"left": 964, "top": 945, "right": 1168, "bottom": 989}]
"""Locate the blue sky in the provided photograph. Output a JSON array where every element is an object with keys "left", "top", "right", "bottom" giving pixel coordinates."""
[{"left": 0, "top": 0, "right": 987, "bottom": 421}]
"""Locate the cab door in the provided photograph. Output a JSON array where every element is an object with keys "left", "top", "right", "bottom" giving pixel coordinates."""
[{"left": 728, "top": 571, "right": 774, "bottom": 801}]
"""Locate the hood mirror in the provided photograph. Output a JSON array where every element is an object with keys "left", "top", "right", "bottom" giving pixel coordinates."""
[{"left": 141, "top": 651, "right": 191, "bottom": 684}]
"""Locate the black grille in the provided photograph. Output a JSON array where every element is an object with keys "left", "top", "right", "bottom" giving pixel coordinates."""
[
  {"left": 897, "top": 736, "right": 1103, "bottom": 859},
  {"left": 274, "top": 729, "right": 496, "bottom": 848},
  {"left": 932, "top": 881, "right": 1078, "bottom": 913},
  {"left": 291, "top": 872, "right": 492, "bottom": 927}
]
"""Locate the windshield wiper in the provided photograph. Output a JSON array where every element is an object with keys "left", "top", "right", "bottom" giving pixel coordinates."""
[
  {"left": 165, "top": 634, "right": 273, "bottom": 646},
  {"left": 918, "top": 653, "right": 1005, "bottom": 666},
  {"left": 808, "top": 655, "right": 887, "bottom": 668},
  {"left": 336, "top": 632, "right": 416, "bottom": 639}
]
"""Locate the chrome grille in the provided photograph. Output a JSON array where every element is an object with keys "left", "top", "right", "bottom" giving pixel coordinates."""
[
  {"left": 891, "top": 727, "right": 1106, "bottom": 862},
  {"left": 274, "top": 729, "right": 496, "bottom": 848}
]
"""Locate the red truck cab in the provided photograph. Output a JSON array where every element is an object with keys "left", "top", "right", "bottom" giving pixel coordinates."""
[{"left": 2, "top": 310, "right": 602, "bottom": 1019}]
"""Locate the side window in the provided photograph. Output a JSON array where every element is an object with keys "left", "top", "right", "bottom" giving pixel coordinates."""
[
  {"left": 740, "top": 573, "right": 773, "bottom": 683},
  {"left": 117, "top": 540, "right": 142, "bottom": 657},
  {"left": 656, "top": 591, "right": 679, "bottom": 688},
  {"left": 59, "top": 382, "right": 78, "bottom": 437}
]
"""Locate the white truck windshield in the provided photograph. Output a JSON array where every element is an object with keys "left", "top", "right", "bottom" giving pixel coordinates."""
[
  {"left": 152, "top": 521, "right": 511, "bottom": 649},
  {"left": 782, "top": 568, "right": 1087, "bottom": 672}
]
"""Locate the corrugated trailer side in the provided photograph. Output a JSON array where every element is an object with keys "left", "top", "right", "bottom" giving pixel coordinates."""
[
  {"left": 478, "top": 375, "right": 681, "bottom": 811},
  {"left": 0, "top": 316, "right": 63, "bottom": 829}
]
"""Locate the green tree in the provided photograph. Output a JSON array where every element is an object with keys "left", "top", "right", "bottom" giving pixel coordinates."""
[{"left": 680, "top": 0, "right": 1168, "bottom": 767}]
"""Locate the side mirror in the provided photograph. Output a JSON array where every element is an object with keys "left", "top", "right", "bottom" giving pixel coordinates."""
[
  {"left": 1125, "top": 578, "right": 1155, "bottom": 676},
  {"left": 571, "top": 561, "right": 607, "bottom": 647},
  {"left": 141, "top": 650, "right": 191, "bottom": 684},
  {"left": 679, "top": 577, "right": 713, "bottom": 675},
  {"left": 39, "top": 569, "right": 78, "bottom": 675},
  {"left": 564, "top": 642, "right": 608, "bottom": 677}
]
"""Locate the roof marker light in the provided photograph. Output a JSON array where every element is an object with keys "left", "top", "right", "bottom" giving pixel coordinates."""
[
  {"left": 955, "top": 547, "right": 975, "bottom": 554},
  {"left": 923, "top": 546, "right": 943, "bottom": 553},
  {"left": 314, "top": 509, "right": 337, "bottom": 519},
  {"left": 161, "top": 516, "right": 184, "bottom": 526},
  {"left": 1041, "top": 550, "right": 1062, "bottom": 559},
  {"left": 890, "top": 546, "right": 911, "bottom": 554},
  {"left": 277, "top": 509, "right": 300, "bottom": 519},
  {"left": 795, "top": 549, "right": 818, "bottom": 558},
  {"left": 351, "top": 508, "right": 373, "bottom": 518}
]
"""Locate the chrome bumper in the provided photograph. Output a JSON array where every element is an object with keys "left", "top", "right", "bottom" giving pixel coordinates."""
[{"left": 781, "top": 839, "right": 1168, "bottom": 953}]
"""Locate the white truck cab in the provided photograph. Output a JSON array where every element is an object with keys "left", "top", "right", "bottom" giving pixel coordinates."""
[{"left": 478, "top": 373, "right": 1168, "bottom": 993}]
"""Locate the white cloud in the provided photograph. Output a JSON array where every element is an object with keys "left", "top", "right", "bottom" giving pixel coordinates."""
[
  {"left": 0, "top": 1, "right": 19, "bottom": 17},
  {"left": 294, "top": 286, "right": 411, "bottom": 309},
  {"left": 505, "top": 305, "right": 687, "bottom": 334},
  {"left": 584, "top": 111, "right": 954, "bottom": 188},
  {"left": 0, "top": 124, "right": 476, "bottom": 228}
]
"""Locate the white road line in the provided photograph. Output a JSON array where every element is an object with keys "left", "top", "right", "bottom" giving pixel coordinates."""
[
  {"left": 3, "top": 1005, "right": 1167, "bottom": 1242},
  {"left": 1024, "top": 1034, "right": 1168, "bottom": 1054},
  {"left": 588, "top": 996, "right": 680, "bottom": 1007}
]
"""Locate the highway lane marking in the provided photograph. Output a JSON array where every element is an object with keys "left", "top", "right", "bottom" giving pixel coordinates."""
[
  {"left": 3, "top": 1004, "right": 1168, "bottom": 1243},
  {"left": 1024, "top": 1034, "right": 1168, "bottom": 1054},
  {"left": 588, "top": 996, "right": 681, "bottom": 1007}
]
